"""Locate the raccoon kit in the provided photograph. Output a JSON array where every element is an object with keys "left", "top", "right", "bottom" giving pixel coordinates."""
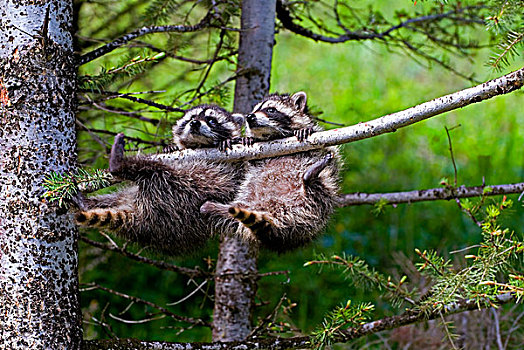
[
  {"left": 74, "top": 105, "right": 244, "bottom": 255},
  {"left": 201, "top": 92, "right": 340, "bottom": 252}
]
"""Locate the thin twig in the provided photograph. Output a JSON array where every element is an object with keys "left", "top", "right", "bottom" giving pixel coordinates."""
[
  {"left": 79, "top": 235, "right": 211, "bottom": 278},
  {"left": 81, "top": 282, "right": 210, "bottom": 326},
  {"left": 491, "top": 307, "right": 504, "bottom": 350},
  {"left": 445, "top": 125, "right": 460, "bottom": 187},
  {"left": 78, "top": 12, "right": 214, "bottom": 65}
]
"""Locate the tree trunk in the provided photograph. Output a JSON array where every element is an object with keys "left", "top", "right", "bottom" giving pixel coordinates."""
[
  {"left": 0, "top": 1, "right": 82, "bottom": 349},
  {"left": 212, "top": 0, "right": 276, "bottom": 342}
]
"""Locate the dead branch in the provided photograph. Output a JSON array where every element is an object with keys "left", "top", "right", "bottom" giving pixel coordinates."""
[
  {"left": 338, "top": 182, "right": 524, "bottom": 206},
  {"left": 81, "top": 282, "right": 210, "bottom": 327},
  {"left": 79, "top": 236, "right": 211, "bottom": 278},
  {"left": 276, "top": 1, "right": 483, "bottom": 44},
  {"left": 78, "top": 12, "right": 213, "bottom": 66}
]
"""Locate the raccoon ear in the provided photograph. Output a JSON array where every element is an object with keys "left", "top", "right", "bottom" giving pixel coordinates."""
[
  {"left": 291, "top": 91, "right": 307, "bottom": 112},
  {"left": 232, "top": 113, "right": 245, "bottom": 127}
]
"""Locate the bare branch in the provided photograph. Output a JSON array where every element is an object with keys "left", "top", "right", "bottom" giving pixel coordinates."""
[
  {"left": 81, "top": 282, "right": 210, "bottom": 327},
  {"left": 82, "top": 293, "right": 515, "bottom": 349},
  {"left": 339, "top": 182, "right": 524, "bottom": 207},
  {"left": 80, "top": 235, "right": 286, "bottom": 280},
  {"left": 83, "top": 89, "right": 185, "bottom": 113},
  {"left": 79, "top": 236, "right": 211, "bottom": 279},
  {"left": 152, "top": 67, "right": 524, "bottom": 163},
  {"left": 276, "top": 1, "right": 483, "bottom": 44},
  {"left": 78, "top": 12, "right": 213, "bottom": 66}
]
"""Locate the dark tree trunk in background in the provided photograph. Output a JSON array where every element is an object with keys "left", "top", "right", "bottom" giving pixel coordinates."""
[
  {"left": 0, "top": 1, "right": 82, "bottom": 349},
  {"left": 212, "top": 0, "right": 277, "bottom": 342}
]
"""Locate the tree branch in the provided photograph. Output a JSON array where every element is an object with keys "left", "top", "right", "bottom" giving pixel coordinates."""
[
  {"left": 276, "top": 1, "right": 483, "bottom": 44},
  {"left": 82, "top": 89, "right": 185, "bottom": 113},
  {"left": 82, "top": 293, "right": 515, "bottom": 349},
  {"left": 152, "top": 67, "right": 524, "bottom": 163},
  {"left": 78, "top": 12, "right": 213, "bottom": 66},
  {"left": 79, "top": 236, "right": 211, "bottom": 278},
  {"left": 81, "top": 283, "right": 210, "bottom": 327},
  {"left": 338, "top": 182, "right": 524, "bottom": 206},
  {"left": 336, "top": 293, "right": 514, "bottom": 343}
]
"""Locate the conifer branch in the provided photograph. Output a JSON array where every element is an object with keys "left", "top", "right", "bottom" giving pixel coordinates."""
[
  {"left": 82, "top": 293, "right": 514, "bottom": 349},
  {"left": 338, "top": 182, "right": 524, "bottom": 207},
  {"left": 78, "top": 12, "right": 213, "bottom": 66},
  {"left": 335, "top": 293, "right": 514, "bottom": 343},
  {"left": 153, "top": 67, "right": 524, "bottom": 163}
]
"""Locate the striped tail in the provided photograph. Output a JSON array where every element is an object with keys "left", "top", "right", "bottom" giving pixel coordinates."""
[
  {"left": 75, "top": 209, "right": 133, "bottom": 229},
  {"left": 228, "top": 207, "right": 272, "bottom": 235}
]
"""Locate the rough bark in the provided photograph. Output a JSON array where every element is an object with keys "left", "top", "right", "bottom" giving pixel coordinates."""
[
  {"left": 212, "top": 0, "right": 277, "bottom": 342},
  {"left": 0, "top": 1, "right": 82, "bottom": 349},
  {"left": 153, "top": 67, "right": 524, "bottom": 164}
]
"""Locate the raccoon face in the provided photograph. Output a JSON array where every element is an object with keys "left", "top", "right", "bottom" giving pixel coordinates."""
[
  {"left": 245, "top": 92, "right": 312, "bottom": 140},
  {"left": 172, "top": 105, "right": 243, "bottom": 149}
]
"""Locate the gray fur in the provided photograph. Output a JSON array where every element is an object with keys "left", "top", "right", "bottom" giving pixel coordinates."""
[
  {"left": 201, "top": 92, "right": 341, "bottom": 252},
  {"left": 75, "top": 105, "right": 244, "bottom": 255}
]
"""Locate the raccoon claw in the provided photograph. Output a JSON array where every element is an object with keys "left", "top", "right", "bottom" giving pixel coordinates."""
[
  {"left": 163, "top": 144, "right": 179, "bottom": 153},
  {"left": 109, "top": 133, "right": 126, "bottom": 173},
  {"left": 69, "top": 190, "right": 87, "bottom": 211},
  {"left": 241, "top": 137, "right": 254, "bottom": 147},
  {"left": 218, "top": 138, "right": 233, "bottom": 152},
  {"left": 294, "top": 128, "right": 315, "bottom": 142},
  {"left": 303, "top": 153, "right": 334, "bottom": 185},
  {"left": 68, "top": 177, "right": 87, "bottom": 211}
]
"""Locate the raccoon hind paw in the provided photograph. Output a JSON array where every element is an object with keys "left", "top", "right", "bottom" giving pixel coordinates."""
[{"left": 228, "top": 207, "right": 272, "bottom": 233}]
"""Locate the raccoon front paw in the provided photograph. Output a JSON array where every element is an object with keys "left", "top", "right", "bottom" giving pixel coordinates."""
[
  {"left": 109, "top": 133, "right": 126, "bottom": 173},
  {"left": 162, "top": 144, "right": 179, "bottom": 153},
  {"left": 218, "top": 138, "right": 233, "bottom": 152},
  {"left": 294, "top": 128, "right": 315, "bottom": 142},
  {"left": 241, "top": 137, "right": 254, "bottom": 147}
]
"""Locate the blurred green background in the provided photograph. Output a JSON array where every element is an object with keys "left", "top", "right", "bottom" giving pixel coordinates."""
[{"left": 76, "top": 0, "right": 524, "bottom": 343}]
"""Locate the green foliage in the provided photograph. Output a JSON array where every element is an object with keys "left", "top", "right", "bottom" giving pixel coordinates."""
[
  {"left": 309, "top": 197, "right": 523, "bottom": 347},
  {"left": 79, "top": 52, "right": 166, "bottom": 92},
  {"left": 305, "top": 254, "right": 416, "bottom": 307},
  {"left": 141, "top": 0, "right": 183, "bottom": 26},
  {"left": 371, "top": 197, "right": 389, "bottom": 216},
  {"left": 484, "top": 0, "right": 523, "bottom": 71},
  {"left": 73, "top": 0, "right": 524, "bottom": 343},
  {"left": 43, "top": 169, "right": 112, "bottom": 208},
  {"left": 487, "top": 31, "right": 524, "bottom": 72},
  {"left": 311, "top": 300, "right": 374, "bottom": 350},
  {"left": 414, "top": 197, "right": 523, "bottom": 314}
]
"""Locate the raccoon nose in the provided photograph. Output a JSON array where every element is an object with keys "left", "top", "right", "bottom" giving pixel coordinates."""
[
  {"left": 190, "top": 120, "right": 201, "bottom": 131},
  {"left": 246, "top": 113, "right": 256, "bottom": 125}
]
